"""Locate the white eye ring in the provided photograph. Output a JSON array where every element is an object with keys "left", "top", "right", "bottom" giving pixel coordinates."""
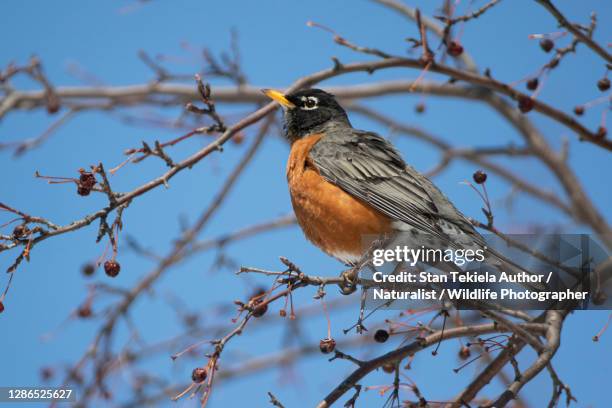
[{"left": 300, "top": 96, "right": 318, "bottom": 110}]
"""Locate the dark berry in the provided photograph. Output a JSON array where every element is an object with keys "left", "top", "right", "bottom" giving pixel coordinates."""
[
  {"left": 183, "top": 313, "right": 199, "bottom": 327},
  {"left": 279, "top": 309, "right": 287, "bottom": 317},
  {"left": 40, "top": 367, "right": 54, "bottom": 381},
  {"left": 0, "top": 301, "right": 4, "bottom": 313},
  {"left": 319, "top": 338, "right": 336, "bottom": 354},
  {"left": 69, "top": 369, "right": 84, "bottom": 385},
  {"left": 79, "top": 172, "right": 96, "bottom": 189},
  {"left": 526, "top": 78, "right": 539, "bottom": 91},
  {"left": 77, "top": 305, "right": 92, "bottom": 318},
  {"left": 191, "top": 367, "right": 207, "bottom": 383},
  {"left": 47, "top": 104, "right": 60, "bottom": 114},
  {"left": 251, "top": 303, "right": 268, "bottom": 318},
  {"left": 12, "top": 224, "right": 30, "bottom": 239},
  {"left": 473, "top": 170, "right": 487, "bottom": 184},
  {"left": 249, "top": 288, "right": 268, "bottom": 318},
  {"left": 596, "top": 127, "right": 607, "bottom": 139},
  {"left": 77, "top": 170, "right": 96, "bottom": 196},
  {"left": 46, "top": 94, "right": 61, "bottom": 114},
  {"left": 459, "top": 346, "right": 471, "bottom": 360},
  {"left": 232, "top": 133, "right": 245, "bottom": 145},
  {"left": 573, "top": 106, "right": 585, "bottom": 116},
  {"left": 104, "top": 260, "right": 120, "bottom": 277},
  {"left": 447, "top": 41, "right": 464, "bottom": 57},
  {"left": 597, "top": 77, "right": 610, "bottom": 91},
  {"left": 81, "top": 263, "right": 96, "bottom": 277},
  {"left": 518, "top": 95, "right": 534, "bottom": 113},
  {"left": 382, "top": 363, "right": 395, "bottom": 373},
  {"left": 374, "top": 329, "right": 390, "bottom": 343},
  {"left": 414, "top": 103, "right": 425, "bottom": 114},
  {"left": 539, "top": 38, "right": 554, "bottom": 53},
  {"left": 77, "top": 185, "right": 92, "bottom": 196}
]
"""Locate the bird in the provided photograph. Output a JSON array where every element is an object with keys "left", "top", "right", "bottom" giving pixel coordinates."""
[{"left": 261, "top": 88, "right": 542, "bottom": 293}]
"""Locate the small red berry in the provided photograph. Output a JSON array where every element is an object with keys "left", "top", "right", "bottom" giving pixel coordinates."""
[
  {"left": 77, "top": 305, "right": 92, "bottom": 318},
  {"left": 596, "top": 127, "right": 607, "bottom": 139},
  {"left": 319, "top": 338, "right": 336, "bottom": 354},
  {"left": 77, "top": 170, "right": 96, "bottom": 196},
  {"left": 473, "top": 170, "right": 487, "bottom": 184},
  {"left": 40, "top": 367, "right": 54, "bottom": 381},
  {"left": 191, "top": 367, "right": 207, "bottom": 383},
  {"left": 104, "top": 260, "right": 121, "bottom": 277},
  {"left": 573, "top": 106, "right": 585, "bottom": 116},
  {"left": 184, "top": 313, "right": 199, "bottom": 327},
  {"left": 232, "top": 133, "right": 245, "bottom": 145},
  {"left": 12, "top": 224, "right": 30, "bottom": 239},
  {"left": 459, "top": 346, "right": 471, "bottom": 360},
  {"left": 81, "top": 263, "right": 96, "bottom": 277},
  {"left": 382, "top": 363, "right": 395, "bottom": 373},
  {"left": 79, "top": 172, "right": 96, "bottom": 189},
  {"left": 518, "top": 95, "right": 534, "bottom": 113},
  {"left": 45, "top": 92, "right": 61, "bottom": 114},
  {"left": 0, "top": 301, "right": 4, "bottom": 313},
  {"left": 249, "top": 288, "right": 268, "bottom": 318},
  {"left": 526, "top": 78, "right": 539, "bottom": 91},
  {"left": 597, "top": 77, "right": 610, "bottom": 92},
  {"left": 539, "top": 38, "right": 554, "bottom": 53},
  {"left": 77, "top": 185, "right": 92, "bottom": 196},
  {"left": 447, "top": 41, "right": 464, "bottom": 57},
  {"left": 46, "top": 94, "right": 61, "bottom": 114},
  {"left": 251, "top": 303, "right": 268, "bottom": 318},
  {"left": 47, "top": 104, "right": 60, "bottom": 114},
  {"left": 374, "top": 329, "right": 390, "bottom": 343},
  {"left": 279, "top": 309, "right": 287, "bottom": 317}
]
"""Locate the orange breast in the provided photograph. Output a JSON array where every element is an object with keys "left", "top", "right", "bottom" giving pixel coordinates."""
[{"left": 286, "top": 134, "right": 392, "bottom": 264}]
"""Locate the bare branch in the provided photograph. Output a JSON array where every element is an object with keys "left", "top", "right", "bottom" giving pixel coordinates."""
[
  {"left": 535, "top": 0, "right": 611, "bottom": 63},
  {"left": 316, "top": 322, "right": 547, "bottom": 408}
]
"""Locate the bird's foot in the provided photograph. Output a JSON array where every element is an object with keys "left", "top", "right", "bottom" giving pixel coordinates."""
[{"left": 339, "top": 266, "right": 359, "bottom": 295}]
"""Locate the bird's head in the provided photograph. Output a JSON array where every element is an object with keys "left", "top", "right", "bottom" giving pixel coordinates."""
[{"left": 262, "top": 88, "right": 351, "bottom": 143}]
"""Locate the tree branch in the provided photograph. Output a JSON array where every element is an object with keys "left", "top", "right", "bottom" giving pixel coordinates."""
[{"left": 535, "top": 0, "right": 611, "bottom": 63}]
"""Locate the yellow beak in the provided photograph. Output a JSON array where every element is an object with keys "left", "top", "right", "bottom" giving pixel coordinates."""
[{"left": 261, "top": 89, "right": 296, "bottom": 109}]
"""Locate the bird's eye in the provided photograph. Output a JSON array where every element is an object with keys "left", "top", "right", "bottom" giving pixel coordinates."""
[{"left": 302, "top": 96, "right": 318, "bottom": 110}]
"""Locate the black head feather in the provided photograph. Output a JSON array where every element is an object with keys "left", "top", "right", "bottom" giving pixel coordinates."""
[{"left": 282, "top": 89, "right": 351, "bottom": 142}]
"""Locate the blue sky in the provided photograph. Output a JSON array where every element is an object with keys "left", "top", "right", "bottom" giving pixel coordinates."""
[{"left": 1, "top": 1, "right": 611, "bottom": 407}]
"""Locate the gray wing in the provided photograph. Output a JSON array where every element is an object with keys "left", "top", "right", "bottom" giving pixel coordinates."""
[{"left": 309, "top": 129, "right": 483, "bottom": 248}]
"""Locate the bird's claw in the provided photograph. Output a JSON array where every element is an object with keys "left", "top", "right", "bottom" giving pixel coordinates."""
[{"left": 338, "top": 267, "right": 359, "bottom": 295}]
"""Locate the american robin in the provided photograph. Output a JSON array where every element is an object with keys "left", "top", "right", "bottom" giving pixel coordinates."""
[{"left": 262, "top": 88, "right": 542, "bottom": 292}]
